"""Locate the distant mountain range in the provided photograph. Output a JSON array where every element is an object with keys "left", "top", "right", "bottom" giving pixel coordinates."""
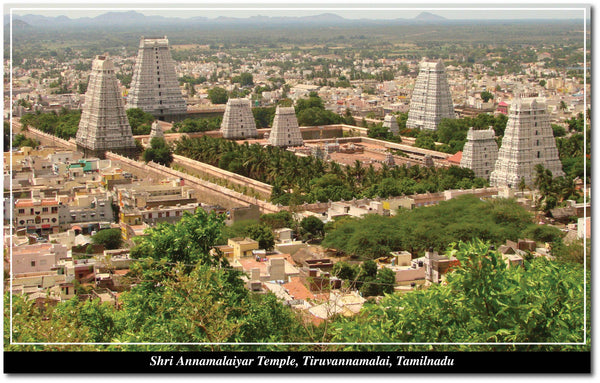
[
  {"left": 3, "top": 10, "right": 457, "bottom": 28},
  {"left": 4, "top": 10, "right": 584, "bottom": 30}
]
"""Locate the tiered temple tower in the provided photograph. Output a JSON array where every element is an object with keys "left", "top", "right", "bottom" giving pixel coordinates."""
[
  {"left": 268, "top": 106, "right": 303, "bottom": 147},
  {"left": 489, "top": 97, "right": 564, "bottom": 188},
  {"left": 406, "top": 60, "right": 455, "bottom": 131},
  {"left": 220, "top": 98, "right": 258, "bottom": 139},
  {"left": 383, "top": 114, "right": 400, "bottom": 136},
  {"left": 76, "top": 55, "right": 137, "bottom": 159},
  {"left": 460, "top": 128, "right": 499, "bottom": 180},
  {"left": 127, "top": 36, "right": 186, "bottom": 121}
]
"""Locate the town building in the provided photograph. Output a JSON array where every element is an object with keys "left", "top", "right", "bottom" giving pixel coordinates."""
[
  {"left": 11, "top": 243, "right": 69, "bottom": 277},
  {"left": 75, "top": 55, "right": 137, "bottom": 159},
  {"left": 268, "top": 106, "right": 303, "bottom": 147},
  {"left": 490, "top": 96, "right": 564, "bottom": 188},
  {"left": 127, "top": 36, "right": 187, "bottom": 121},
  {"left": 14, "top": 197, "right": 61, "bottom": 235},
  {"left": 406, "top": 60, "right": 455, "bottom": 131},
  {"left": 220, "top": 98, "right": 258, "bottom": 139},
  {"left": 460, "top": 127, "right": 499, "bottom": 180}
]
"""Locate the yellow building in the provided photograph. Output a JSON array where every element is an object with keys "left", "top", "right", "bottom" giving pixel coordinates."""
[
  {"left": 120, "top": 210, "right": 142, "bottom": 226},
  {"left": 227, "top": 237, "right": 259, "bottom": 259}
]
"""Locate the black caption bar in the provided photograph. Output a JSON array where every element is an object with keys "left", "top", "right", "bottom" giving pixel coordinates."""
[{"left": 4, "top": 351, "right": 591, "bottom": 374}]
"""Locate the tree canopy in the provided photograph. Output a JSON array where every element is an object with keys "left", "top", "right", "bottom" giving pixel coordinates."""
[
  {"left": 322, "top": 195, "right": 537, "bottom": 259},
  {"left": 91, "top": 228, "right": 123, "bottom": 250},
  {"left": 142, "top": 137, "right": 173, "bottom": 167},
  {"left": 328, "top": 239, "right": 588, "bottom": 350}
]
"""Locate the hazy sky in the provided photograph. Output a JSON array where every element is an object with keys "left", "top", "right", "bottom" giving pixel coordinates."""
[{"left": 7, "top": 1, "right": 589, "bottom": 20}]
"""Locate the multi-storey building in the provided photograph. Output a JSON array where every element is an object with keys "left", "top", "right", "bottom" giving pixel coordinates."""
[{"left": 14, "top": 197, "right": 61, "bottom": 235}]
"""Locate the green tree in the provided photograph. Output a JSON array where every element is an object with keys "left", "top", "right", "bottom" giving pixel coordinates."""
[
  {"left": 414, "top": 134, "right": 436, "bottom": 150},
  {"left": 232, "top": 72, "right": 254, "bottom": 87},
  {"left": 244, "top": 224, "right": 275, "bottom": 251},
  {"left": 260, "top": 211, "right": 295, "bottom": 230},
  {"left": 132, "top": 208, "right": 226, "bottom": 266},
  {"left": 142, "top": 137, "right": 173, "bottom": 167},
  {"left": 126, "top": 108, "right": 155, "bottom": 135},
  {"left": 208, "top": 87, "right": 229, "bottom": 104},
  {"left": 91, "top": 228, "right": 123, "bottom": 250},
  {"left": 329, "top": 239, "right": 588, "bottom": 348},
  {"left": 300, "top": 216, "right": 325, "bottom": 238},
  {"left": 480, "top": 90, "right": 494, "bottom": 102},
  {"left": 12, "top": 134, "right": 39, "bottom": 149}
]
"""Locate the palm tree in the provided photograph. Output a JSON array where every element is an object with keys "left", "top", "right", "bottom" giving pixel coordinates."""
[{"left": 559, "top": 100, "right": 568, "bottom": 113}]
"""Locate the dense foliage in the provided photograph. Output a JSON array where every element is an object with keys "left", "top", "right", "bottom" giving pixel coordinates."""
[
  {"left": 20, "top": 109, "right": 81, "bottom": 139},
  {"left": 328, "top": 240, "right": 588, "bottom": 350},
  {"left": 413, "top": 114, "right": 508, "bottom": 154},
  {"left": 175, "top": 136, "right": 488, "bottom": 206},
  {"left": 207, "top": 87, "right": 229, "bottom": 104},
  {"left": 91, "top": 228, "right": 123, "bottom": 250},
  {"left": 126, "top": 108, "right": 155, "bottom": 136},
  {"left": 295, "top": 92, "right": 354, "bottom": 126},
  {"left": 142, "top": 137, "right": 173, "bottom": 167},
  {"left": 332, "top": 260, "right": 395, "bottom": 297},
  {"left": 12, "top": 134, "right": 39, "bottom": 149},
  {"left": 322, "top": 195, "right": 540, "bottom": 259},
  {"left": 172, "top": 117, "right": 222, "bottom": 133}
]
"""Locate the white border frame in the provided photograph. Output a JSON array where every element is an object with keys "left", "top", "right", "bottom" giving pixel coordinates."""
[{"left": 6, "top": 3, "right": 589, "bottom": 348}]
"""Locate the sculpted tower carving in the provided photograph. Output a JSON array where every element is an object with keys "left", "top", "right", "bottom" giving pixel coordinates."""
[
  {"left": 406, "top": 60, "right": 455, "bottom": 131},
  {"left": 127, "top": 36, "right": 186, "bottom": 121},
  {"left": 76, "top": 55, "right": 136, "bottom": 158},
  {"left": 490, "top": 97, "right": 564, "bottom": 188},
  {"left": 268, "top": 106, "right": 303, "bottom": 147}
]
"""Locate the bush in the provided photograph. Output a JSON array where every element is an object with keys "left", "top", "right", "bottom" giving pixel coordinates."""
[{"left": 92, "top": 228, "right": 123, "bottom": 250}]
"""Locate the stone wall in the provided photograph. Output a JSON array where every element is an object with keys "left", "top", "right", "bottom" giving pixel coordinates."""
[
  {"left": 105, "top": 152, "right": 281, "bottom": 214},
  {"left": 172, "top": 154, "right": 272, "bottom": 199},
  {"left": 24, "top": 127, "right": 77, "bottom": 151}
]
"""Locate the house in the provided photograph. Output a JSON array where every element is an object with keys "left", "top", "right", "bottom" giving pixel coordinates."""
[
  {"left": 11, "top": 243, "right": 68, "bottom": 277},
  {"left": 496, "top": 101, "right": 509, "bottom": 115},
  {"left": 227, "top": 237, "right": 259, "bottom": 259},
  {"left": 416, "top": 248, "right": 460, "bottom": 283},
  {"left": 234, "top": 254, "right": 300, "bottom": 285},
  {"left": 14, "top": 197, "right": 61, "bottom": 235}
]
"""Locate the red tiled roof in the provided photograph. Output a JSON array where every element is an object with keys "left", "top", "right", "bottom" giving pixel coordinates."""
[
  {"left": 283, "top": 277, "right": 314, "bottom": 301},
  {"left": 238, "top": 258, "right": 268, "bottom": 274},
  {"left": 446, "top": 151, "right": 462, "bottom": 164}
]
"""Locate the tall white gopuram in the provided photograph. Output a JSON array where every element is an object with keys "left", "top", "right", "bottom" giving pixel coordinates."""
[
  {"left": 406, "top": 60, "right": 455, "bottom": 131},
  {"left": 460, "top": 127, "right": 498, "bottom": 180},
  {"left": 76, "top": 55, "right": 137, "bottom": 158},
  {"left": 268, "top": 106, "right": 303, "bottom": 147},
  {"left": 489, "top": 97, "right": 564, "bottom": 188},
  {"left": 127, "top": 36, "right": 186, "bottom": 121},
  {"left": 220, "top": 98, "right": 258, "bottom": 139},
  {"left": 383, "top": 114, "right": 400, "bottom": 136}
]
